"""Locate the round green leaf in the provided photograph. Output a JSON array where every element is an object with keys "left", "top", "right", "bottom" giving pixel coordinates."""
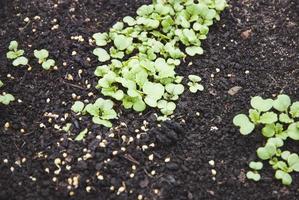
[
  {"left": 12, "top": 56, "right": 28, "bottom": 66},
  {"left": 114, "top": 35, "right": 133, "bottom": 51},
  {"left": 71, "top": 101, "right": 85, "bottom": 113},
  {"left": 93, "top": 48, "right": 110, "bottom": 62},
  {"left": 185, "top": 46, "right": 203, "bottom": 56},
  {"left": 290, "top": 102, "right": 299, "bottom": 118},
  {"left": 259, "top": 112, "right": 278, "bottom": 124},
  {"left": 233, "top": 114, "right": 255, "bottom": 135},
  {"left": 273, "top": 94, "right": 291, "bottom": 112},
  {"left": 287, "top": 122, "right": 299, "bottom": 140},
  {"left": 246, "top": 171, "right": 261, "bottom": 181},
  {"left": 250, "top": 96, "right": 273, "bottom": 112}
]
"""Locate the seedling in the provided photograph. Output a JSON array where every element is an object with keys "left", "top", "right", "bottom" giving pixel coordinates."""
[
  {"left": 0, "top": 93, "right": 15, "bottom": 105},
  {"left": 6, "top": 40, "right": 28, "bottom": 66},
  {"left": 34, "top": 49, "right": 56, "bottom": 70},
  {"left": 188, "top": 75, "right": 204, "bottom": 93},
  {"left": 233, "top": 94, "right": 299, "bottom": 185},
  {"left": 71, "top": 98, "right": 117, "bottom": 128},
  {"left": 90, "top": 0, "right": 227, "bottom": 118}
]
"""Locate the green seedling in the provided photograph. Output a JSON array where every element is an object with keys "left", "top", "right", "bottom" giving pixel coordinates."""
[
  {"left": 188, "top": 75, "right": 204, "bottom": 93},
  {"left": 34, "top": 49, "right": 56, "bottom": 70},
  {"left": 247, "top": 160, "right": 263, "bottom": 182},
  {"left": 75, "top": 128, "right": 88, "bottom": 141},
  {"left": 233, "top": 94, "right": 299, "bottom": 186},
  {"left": 90, "top": 0, "right": 227, "bottom": 118},
  {"left": 71, "top": 98, "right": 117, "bottom": 128},
  {"left": 0, "top": 93, "right": 15, "bottom": 105},
  {"left": 6, "top": 41, "right": 28, "bottom": 67}
]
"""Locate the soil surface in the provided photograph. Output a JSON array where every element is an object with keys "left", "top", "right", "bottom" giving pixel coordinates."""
[{"left": 0, "top": 0, "right": 298, "bottom": 199}]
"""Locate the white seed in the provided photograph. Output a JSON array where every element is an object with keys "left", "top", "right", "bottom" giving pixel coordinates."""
[
  {"left": 148, "top": 154, "right": 154, "bottom": 161},
  {"left": 24, "top": 17, "right": 30, "bottom": 22},
  {"left": 72, "top": 51, "right": 77, "bottom": 56},
  {"left": 138, "top": 195, "right": 143, "bottom": 200},
  {"left": 211, "top": 169, "right": 217, "bottom": 176},
  {"left": 4, "top": 122, "right": 10, "bottom": 128},
  {"left": 10, "top": 167, "right": 14, "bottom": 172},
  {"left": 97, "top": 175, "right": 104, "bottom": 180},
  {"left": 86, "top": 186, "right": 91, "bottom": 192},
  {"left": 151, "top": 170, "right": 156, "bottom": 176},
  {"left": 165, "top": 157, "right": 171, "bottom": 163},
  {"left": 209, "top": 160, "right": 215, "bottom": 166},
  {"left": 245, "top": 70, "right": 250, "bottom": 74}
]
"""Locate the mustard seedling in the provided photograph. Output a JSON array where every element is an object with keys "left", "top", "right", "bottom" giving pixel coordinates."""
[
  {"left": 6, "top": 41, "right": 28, "bottom": 66},
  {"left": 34, "top": 49, "right": 55, "bottom": 70},
  {"left": 233, "top": 94, "right": 299, "bottom": 185}
]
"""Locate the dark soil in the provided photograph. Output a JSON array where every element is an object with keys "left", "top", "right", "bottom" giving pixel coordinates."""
[{"left": 0, "top": 0, "right": 298, "bottom": 199}]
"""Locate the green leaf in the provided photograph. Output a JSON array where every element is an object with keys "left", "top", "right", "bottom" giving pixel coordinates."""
[
  {"left": 233, "top": 114, "right": 255, "bottom": 135},
  {"left": 93, "top": 32, "right": 108, "bottom": 46},
  {"left": 133, "top": 98, "right": 146, "bottom": 112},
  {"left": 281, "top": 151, "right": 291, "bottom": 160},
  {"left": 42, "top": 59, "right": 55, "bottom": 70},
  {"left": 34, "top": 49, "right": 49, "bottom": 61},
  {"left": 290, "top": 102, "right": 299, "bottom": 118},
  {"left": 62, "top": 123, "right": 72, "bottom": 132},
  {"left": 287, "top": 122, "right": 299, "bottom": 140},
  {"left": 249, "top": 161, "right": 263, "bottom": 170},
  {"left": 249, "top": 109, "right": 260, "bottom": 124},
  {"left": 123, "top": 16, "right": 136, "bottom": 26},
  {"left": 92, "top": 117, "right": 112, "bottom": 127},
  {"left": 259, "top": 112, "right": 278, "bottom": 124},
  {"left": 215, "top": 0, "right": 228, "bottom": 11},
  {"left": 273, "top": 94, "right": 291, "bottom": 112},
  {"left": 250, "top": 96, "right": 273, "bottom": 112},
  {"left": 75, "top": 128, "right": 88, "bottom": 141},
  {"left": 114, "top": 35, "right": 133, "bottom": 51},
  {"left": 257, "top": 143, "right": 276, "bottom": 160},
  {"left": 12, "top": 56, "right": 28, "bottom": 66},
  {"left": 188, "top": 75, "right": 202, "bottom": 82},
  {"left": 287, "top": 153, "right": 299, "bottom": 172},
  {"left": 246, "top": 171, "right": 261, "bottom": 181},
  {"left": 9, "top": 40, "right": 18, "bottom": 50},
  {"left": 267, "top": 137, "right": 283, "bottom": 148},
  {"left": 0, "top": 80, "right": 3, "bottom": 88},
  {"left": 262, "top": 124, "right": 275, "bottom": 137},
  {"left": 185, "top": 46, "right": 203, "bottom": 56},
  {"left": 71, "top": 101, "right": 85, "bottom": 113},
  {"left": 143, "top": 82, "right": 165, "bottom": 100},
  {"left": 279, "top": 113, "right": 294, "bottom": 124},
  {"left": 93, "top": 48, "right": 110, "bottom": 62},
  {"left": 0, "top": 93, "right": 15, "bottom": 105},
  {"left": 165, "top": 83, "right": 184, "bottom": 95},
  {"left": 275, "top": 170, "right": 292, "bottom": 185}
]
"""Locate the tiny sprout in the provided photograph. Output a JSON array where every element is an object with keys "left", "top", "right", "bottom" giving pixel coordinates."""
[
  {"left": 246, "top": 171, "right": 261, "bottom": 182},
  {"left": 75, "top": 128, "right": 88, "bottom": 141},
  {"left": 34, "top": 49, "right": 55, "bottom": 70},
  {"left": 249, "top": 161, "right": 263, "bottom": 171},
  {"left": 7, "top": 40, "right": 28, "bottom": 67},
  {"left": 0, "top": 93, "right": 15, "bottom": 105},
  {"left": 188, "top": 75, "right": 204, "bottom": 93}
]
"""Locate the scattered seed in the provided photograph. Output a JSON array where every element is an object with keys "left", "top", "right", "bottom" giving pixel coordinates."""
[{"left": 209, "top": 160, "right": 215, "bottom": 166}]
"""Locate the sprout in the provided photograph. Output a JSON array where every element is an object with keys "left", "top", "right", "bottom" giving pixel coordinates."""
[
  {"left": 0, "top": 93, "right": 15, "bottom": 105},
  {"left": 275, "top": 170, "right": 292, "bottom": 185},
  {"left": 93, "top": 48, "right": 110, "bottom": 62},
  {"left": 246, "top": 171, "right": 261, "bottom": 182},
  {"left": 34, "top": 49, "right": 55, "bottom": 70},
  {"left": 6, "top": 40, "right": 28, "bottom": 67},
  {"left": 71, "top": 98, "right": 117, "bottom": 128},
  {"left": 188, "top": 75, "right": 204, "bottom": 93},
  {"left": 75, "top": 128, "right": 88, "bottom": 141}
]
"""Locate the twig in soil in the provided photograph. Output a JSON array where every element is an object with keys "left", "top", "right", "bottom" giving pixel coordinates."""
[
  {"left": 122, "top": 154, "right": 140, "bottom": 165},
  {"left": 61, "top": 80, "right": 86, "bottom": 90}
]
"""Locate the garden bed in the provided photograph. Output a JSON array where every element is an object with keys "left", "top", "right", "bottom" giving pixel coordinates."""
[{"left": 0, "top": 0, "right": 298, "bottom": 199}]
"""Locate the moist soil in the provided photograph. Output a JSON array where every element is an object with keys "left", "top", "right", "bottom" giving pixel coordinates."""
[{"left": 0, "top": 0, "right": 298, "bottom": 199}]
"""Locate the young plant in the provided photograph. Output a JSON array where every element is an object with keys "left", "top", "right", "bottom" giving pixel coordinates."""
[
  {"left": 71, "top": 98, "right": 117, "bottom": 128},
  {"left": 89, "top": 0, "right": 227, "bottom": 119},
  {"left": 0, "top": 93, "right": 15, "bottom": 105},
  {"left": 188, "top": 75, "right": 204, "bottom": 93},
  {"left": 6, "top": 40, "right": 28, "bottom": 66},
  {"left": 233, "top": 94, "right": 299, "bottom": 186},
  {"left": 34, "top": 49, "right": 56, "bottom": 70}
]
